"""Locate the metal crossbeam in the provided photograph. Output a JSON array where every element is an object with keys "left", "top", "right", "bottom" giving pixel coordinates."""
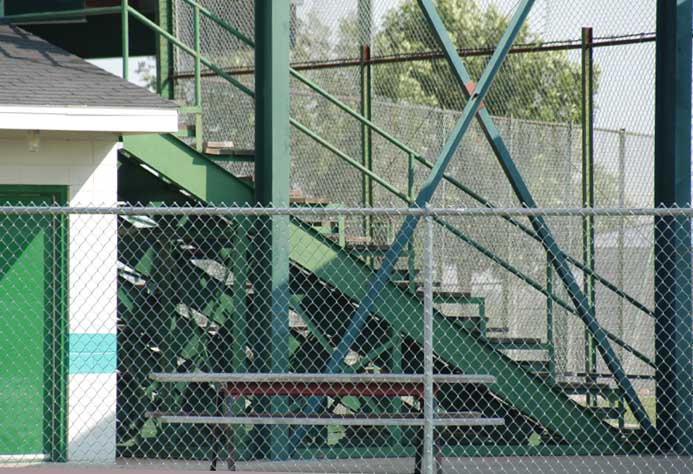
[
  {"left": 149, "top": 373, "right": 497, "bottom": 384},
  {"left": 151, "top": 414, "right": 505, "bottom": 427},
  {"left": 416, "top": 0, "right": 653, "bottom": 436}
]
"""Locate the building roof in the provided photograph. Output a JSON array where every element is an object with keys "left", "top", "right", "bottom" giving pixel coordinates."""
[
  {"left": 0, "top": 25, "right": 177, "bottom": 133},
  {"left": 0, "top": 25, "right": 176, "bottom": 109}
]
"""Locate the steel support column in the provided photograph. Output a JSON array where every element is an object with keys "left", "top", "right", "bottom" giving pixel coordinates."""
[
  {"left": 654, "top": 0, "right": 693, "bottom": 454},
  {"left": 359, "top": 0, "right": 373, "bottom": 241},
  {"left": 156, "top": 0, "right": 174, "bottom": 99},
  {"left": 252, "top": 0, "right": 291, "bottom": 461}
]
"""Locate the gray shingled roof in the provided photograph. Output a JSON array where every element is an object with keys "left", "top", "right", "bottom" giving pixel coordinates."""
[{"left": 0, "top": 25, "right": 177, "bottom": 109}]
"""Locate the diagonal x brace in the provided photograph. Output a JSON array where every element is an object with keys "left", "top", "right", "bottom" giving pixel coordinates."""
[
  {"left": 323, "top": 0, "right": 536, "bottom": 375},
  {"left": 287, "top": 0, "right": 537, "bottom": 454},
  {"left": 417, "top": 0, "right": 653, "bottom": 435}
]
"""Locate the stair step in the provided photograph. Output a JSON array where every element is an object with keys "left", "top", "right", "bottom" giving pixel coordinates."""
[
  {"left": 392, "top": 280, "right": 442, "bottom": 290},
  {"left": 232, "top": 181, "right": 331, "bottom": 206},
  {"left": 585, "top": 405, "right": 624, "bottom": 420},
  {"left": 556, "top": 381, "right": 619, "bottom": 396},
  {"left": 205, "top": 141, "right": 235, "bottom": 149},
  {"left": 328, "top": 235, "right": 393, "bottom": 255},
  {"left": 488, "top": 337, "right": 547, "bottom": 349},
  {"left": 205, "top": 148, "right": 255, "bottom": 162},
  {"left": 486, "top": 327, "right": 510, "bottom": 334},
  {"left": 175, "top": 124, "right": 197, "bottom": 138},
  {"left": 392, "top": 268, "right": 421, "bottom": 279},
  {"left": 415, "top": 288, "right": 472, "bottom": 299},
  {"left": 517, "top": 359, "right": 551, "bottom": 372},
  {"left": 300, "top": 216, "right": 339, "bottom": 226},
  {"left": 290, "top": 196, "right": 331, "bottom": 206}
]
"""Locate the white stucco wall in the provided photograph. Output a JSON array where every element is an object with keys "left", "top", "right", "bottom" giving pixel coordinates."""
[{"left": 0, "top": 130, "right": 118, "bottom": 463}]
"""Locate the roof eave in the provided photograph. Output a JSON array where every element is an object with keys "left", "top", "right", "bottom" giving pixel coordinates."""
[{"left": 0, "top": 105, "right": 178, "bottom": 134}]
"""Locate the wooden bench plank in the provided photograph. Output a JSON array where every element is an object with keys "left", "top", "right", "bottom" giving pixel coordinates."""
[
  {"left": 149, "top": 372, "right": 497, "bottom": 385},
  {"left": 220, "top": 381, "right": 427, "bottom": 397}
]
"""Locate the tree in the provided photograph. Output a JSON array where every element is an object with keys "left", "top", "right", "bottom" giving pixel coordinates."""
[
  {"left": 374, "top": 0, "right": 596, "bottom": 123},
  {"left": 134, "top": 59, "right": 157, "bottom": 92}
]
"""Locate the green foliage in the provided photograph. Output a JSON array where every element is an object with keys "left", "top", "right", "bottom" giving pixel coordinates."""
[{"left": 374, "top": 0, "right": 598, "bottom": 123}]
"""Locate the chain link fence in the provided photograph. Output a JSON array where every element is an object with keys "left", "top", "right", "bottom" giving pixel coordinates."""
[{"left": 0, "top": 204, "right": 690, "bottom": 473}]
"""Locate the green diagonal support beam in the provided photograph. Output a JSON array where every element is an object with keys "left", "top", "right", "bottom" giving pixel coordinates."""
[
  {"left": 283, "top": 1, "right": 537, "bottom": 452},
  {"left": 416, "top": 0, "right": 652, "bottom": 435}
]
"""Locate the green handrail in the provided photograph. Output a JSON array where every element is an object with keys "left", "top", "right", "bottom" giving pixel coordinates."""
[
  {"left": 127, "top": 5, "right": 254, "bottom": 97},
  {"left": 288, "top": 70, "right": 654, "bottom": 319}
]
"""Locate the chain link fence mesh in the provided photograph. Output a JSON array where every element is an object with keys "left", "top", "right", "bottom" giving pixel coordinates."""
[
  {"left": 0, "top": 205, "right": 690, "bottom": 473},
  {"left": 2, "top": 0, "right": 683, "bottom": 471}
]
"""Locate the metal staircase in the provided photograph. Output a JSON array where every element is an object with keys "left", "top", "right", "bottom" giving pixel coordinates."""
[
  {"left": 107, "top": 0, "right": 660, "bottom": 456},
  {"left": 118, "top": 134, "right": 629, "bottom": 459},
  {"left": 0, "top": 0, "right": 657, "bottom": 459}
]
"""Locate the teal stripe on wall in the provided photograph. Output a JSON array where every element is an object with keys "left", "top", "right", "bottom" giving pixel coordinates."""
[{"left": 69, "top": 333, "right": 117, "bottom": 374}]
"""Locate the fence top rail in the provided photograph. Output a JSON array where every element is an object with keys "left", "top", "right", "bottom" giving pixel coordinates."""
[
  {"left": 149, "top": 373, "right": 497, "bottom": 385},
  {"left": 0, "top": 205, "right": 691, "bottom": 217}
]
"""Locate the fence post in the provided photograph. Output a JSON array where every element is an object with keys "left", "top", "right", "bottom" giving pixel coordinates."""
[
  {"left": 359, "top": 0, "right": 373, "bottom": 241},
  {"left": 122, "top": 0, "right": 129, "bottom": 80},
  {"left": 617, "top": 128, "right": 626, "bottom": 360},
  {"left": 654, "top": 0, "right": 693, "bottom": 453},
  {"left": 193, "top": 2, "right": 203, "bottom": 152},
  {"left": 581, "top": 26, "right": 597, "bottom": 406},
  {"left": 546, "top": 254, "right": 555, "bottom": 383},
  {"left": 423, "top": 206, "right": 434, "bottom": 474}
]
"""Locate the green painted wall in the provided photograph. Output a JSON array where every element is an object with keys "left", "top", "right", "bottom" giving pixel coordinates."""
[{"left": 0, "top": 187, "right": 67, "bottom": 459}]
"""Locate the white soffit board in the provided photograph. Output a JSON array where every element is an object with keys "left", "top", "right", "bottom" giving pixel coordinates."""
[{"left": 0, "top": 106, "right": 178, "bottom": 134}]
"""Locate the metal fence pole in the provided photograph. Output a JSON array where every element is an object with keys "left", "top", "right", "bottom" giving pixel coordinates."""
[
  {"left": 122, "top": 0, "right": 129, "bottom": 80},
  {"left": 423, "top": 207, "right": 434, "bottom": 474}
]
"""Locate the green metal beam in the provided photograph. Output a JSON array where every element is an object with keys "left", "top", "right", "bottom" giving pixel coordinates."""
[
  {"left": 122, "top": 0, "right": 129, "bottom": 80},
  {"left": 156, "top": 0, "right": 174, "bottom": 99},
  {"left": 416, "top": 0, "right": 652, "bottom": 435},
  {"left": 359, "top": 0, "right": 373, "bottom": 242},
  {"left": 252, "top": 0, "right": 291, "bottom": 461},
  {"left": 654, "top": 0, "right": 693, "bottom": 454},
  {"left": 121, "top": 134, "right": 252, "bottom": 205}
]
